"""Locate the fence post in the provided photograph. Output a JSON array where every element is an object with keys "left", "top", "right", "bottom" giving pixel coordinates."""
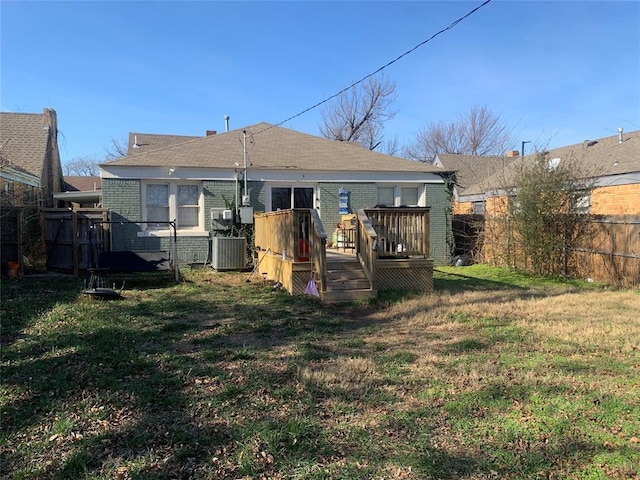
[
  {"left": 17, "top": 209, "right": 24, "bottom": 276},
  {"left": 72, "top": 211, "right": 79, "bottom": 276}
]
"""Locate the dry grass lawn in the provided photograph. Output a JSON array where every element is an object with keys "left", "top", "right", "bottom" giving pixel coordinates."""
[{"left": 1, "top": 266, "right": 638, "bottom": 479}]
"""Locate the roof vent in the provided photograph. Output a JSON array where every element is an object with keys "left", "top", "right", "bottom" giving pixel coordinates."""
[
  {"left": 586, "top": 140, "right": 598, "bottom": 147},
  {"left": 133, "top": 135, "right": 140, "bottom": 149},
  {"left": 618, "top": 127, "right": 624, "bottom": 144},
  {"left": 206, "top": 130, "right": 217, "bottom": 136}
]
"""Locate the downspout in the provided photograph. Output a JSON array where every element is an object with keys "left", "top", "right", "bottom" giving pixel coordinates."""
[
  {"left": 235, "top": 172, "right": 240, "bottom": 220},
  {"left": 242, "top": 130, "right": 248, "bottom": 206}
]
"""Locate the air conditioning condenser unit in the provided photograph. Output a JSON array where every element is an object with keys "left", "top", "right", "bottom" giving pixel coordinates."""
[{"left": 210, "top": 236, "right": 247, "bottom": 271}]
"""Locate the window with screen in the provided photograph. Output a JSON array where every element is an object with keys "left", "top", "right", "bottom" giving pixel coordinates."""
[
  {"left": 143, "top": 182, "right": 203, "bottom": 231},
  {"left": 400, "top": 187, "right": 419, "bottom": 206},
  {"left": 377, "top": 186, "right": 395, "bottom": 206}
]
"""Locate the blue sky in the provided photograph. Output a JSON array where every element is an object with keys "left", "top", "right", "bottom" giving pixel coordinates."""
[{"left": 2, "top": 0, "right": 639, "bottom": 164}]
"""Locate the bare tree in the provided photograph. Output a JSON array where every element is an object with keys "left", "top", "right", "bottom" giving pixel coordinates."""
[
  {"left": 63, "top": 136, "right": 128, "bottom": 177},
  {"left": 63, "top": 156, "right": 100, "bottom": 176},
  {"left": 380, "top": 136, "right": 401, "bottom": 156},
  {"left": 319, "top": 75, "right": 397, "bottom": 151},
  {"left": 104, "top": 135, "right": 128, "bottom": 160},
  {"left": 404, "top": 105, "right": 514, "bottom": 163}
]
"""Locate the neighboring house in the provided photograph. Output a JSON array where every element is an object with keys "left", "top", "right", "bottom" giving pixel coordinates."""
[
  {"left": 54, "top": 176, "right": 103, "bottom": 209},
  {"left": 100, "top": 122, "right": 453, "bottom": 266},
  {"left": 0, "top": 108, "right": 64, "bottom": 271},
  {"left": 446, "top": 129, "right": 640, "bottom": 286},
  {"left": 0, "top": 157, "right": 41, "bottom": 208},
  {"left": 460, "top": 129, "right": 640, "bottom": 216},
  {"left": 434, "top": 151, "right": 521, "bottom": 215},
  {"left": 0, "top": 157, "right": 42, "bottom": 271},
  {"left": 0, "top": 108, "right": 65, "bottom": 208}
]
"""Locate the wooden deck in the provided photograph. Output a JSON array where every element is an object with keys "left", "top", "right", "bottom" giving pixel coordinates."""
[{"left": 254, "top": 208, "right": 434, "bottom": 302}]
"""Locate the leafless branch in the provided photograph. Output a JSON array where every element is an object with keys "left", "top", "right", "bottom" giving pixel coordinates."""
[
  {"left": 104, "top": 136, "right": 128, "bottom": 160},
  {"left": 319, "top": 75, "right": 397, "bottom": 151},
  {"left": 403, "top": 104, "right": 515, "bottom": 163}
]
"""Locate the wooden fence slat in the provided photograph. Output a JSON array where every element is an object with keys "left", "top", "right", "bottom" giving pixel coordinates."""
[
  {"left": 42, "top": 209, "right": 110, "bottom": 274},
  {"left": 470, "top": 214, "right": 639, "bottom": 287}
]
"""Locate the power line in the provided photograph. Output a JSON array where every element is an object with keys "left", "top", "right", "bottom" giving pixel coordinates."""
[{"left": 255, "top": 0, "right": 492, "bottom": 135}]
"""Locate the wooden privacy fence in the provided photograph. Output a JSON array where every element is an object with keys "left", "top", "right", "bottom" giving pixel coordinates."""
[
  {"left": 43, "top": 209, "right": 110, "bottom": 275},
  {"left": 1, "top": 205, "right": 43, "bottom": 275},
  {"left": 572, "top": 215, "right": 640, "bottom": 287},
  {"left": 478, "top": 214, "right": 640, "bottom": 287},
  {"left": 1, "top": 208, "right": 23, "bottom": 273}
]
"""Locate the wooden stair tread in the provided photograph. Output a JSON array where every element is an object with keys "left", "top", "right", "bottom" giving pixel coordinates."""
[{"left": 322, "top": 257, "right": 374, "bottom": 302}]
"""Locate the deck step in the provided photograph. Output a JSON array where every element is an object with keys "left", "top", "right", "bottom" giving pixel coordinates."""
[
  {"left": 327, "top": 268, "right": 367, "bottom": 281},
  {"left": 327, "top": 260, "right": 363, "bottom": 271},
  {"left": 327, "top": 278, "right": 371, "bottom": 290},
  {"left": 321, "top": 288, "right": 377, "bottom": 303},
  {"left": 322, "top": 259, "right": 375, "bottom": 302}
]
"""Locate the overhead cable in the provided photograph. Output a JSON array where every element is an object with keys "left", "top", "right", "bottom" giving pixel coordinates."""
[{"left": 256, "top": 0, "right": 492, "bottom": 135}]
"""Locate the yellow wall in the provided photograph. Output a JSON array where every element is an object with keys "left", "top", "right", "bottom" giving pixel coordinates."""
[
  {"left": 485, "top": 196, "right": 509, "bottom": 216},
  {"left": 453, "top": 201, "right": 472, "bottom": 214},
  {"left": 591, "top": 184, "right": 640, "bottom": 215},
  {"left": 471, "top": 184, "right": 640, "bottom": 217}
]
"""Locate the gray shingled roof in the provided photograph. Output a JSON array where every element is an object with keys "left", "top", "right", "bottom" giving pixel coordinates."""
[
  {"left": 64, "top": 176, "right": 102, "bottom": 192},
  {"left": 460, "top": 129, "right": 640, "bottom": 197},
  {"left": 127, "top": 132, "right": 200, "bottom": 154},
  {"left": 0, "top": 112, "right": 49, "bottom": 178},
  {"left": 436, "top": 153, "right": 519, "bottom": 194},
  {"left": 104, "top": 123, "right": 448, "bottom": 174}
]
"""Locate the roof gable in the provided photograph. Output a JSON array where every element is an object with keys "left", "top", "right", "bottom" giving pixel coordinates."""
[{"left": 435, "top": 153, "right": 518, "bottom": 193}]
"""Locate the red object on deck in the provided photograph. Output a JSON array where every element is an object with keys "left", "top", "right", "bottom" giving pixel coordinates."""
[{"left": 298, "top": 239, "right": 310, "bottom": 261}]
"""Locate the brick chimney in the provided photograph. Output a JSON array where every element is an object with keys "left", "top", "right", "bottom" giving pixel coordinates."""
[
  {"left": 42, "top": 108, "right": 57, "bottom": 133},
  {"left": 41, "top": 108, "right": 63, "bottom": 206},
  {"left": 206, "top": 130, "right": 217, "bottom": 136},
  {"left": 506, "top": 150, "right": 520, "bottom": 157}
]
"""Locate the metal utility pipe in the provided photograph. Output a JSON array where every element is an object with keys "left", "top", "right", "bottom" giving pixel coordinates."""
[{"left": 243, "top": 129, "right": 248, "bottom": 204}]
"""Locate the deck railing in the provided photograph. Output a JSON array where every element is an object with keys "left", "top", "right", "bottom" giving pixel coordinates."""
[
  {"left": 356, "top": 209, "right": 378, "bottom": 291},
  {"left": 309, "top": 210, "right": 327, "bottom": 291},
  {"left": 364, "top": 207, "right": 430, "bottom": 258},
  {"left": 253, "top": 207, "right": 430, "bottom": 297},
  {"left": 253, "top": 209, "right": 327, "bottom": 291}
]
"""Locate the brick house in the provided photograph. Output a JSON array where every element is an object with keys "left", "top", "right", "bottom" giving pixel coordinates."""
[
  {"left": 434, "top": 151, "right": 521, "bottom": 215},
  {"left": 0, "top": 108, "right": 65, "bottom": 209},
  {"left": 454, "top": 129, "right": 640, "bottom": 216},
  {"left": 439, "top": 129, "right": 640, "bottom": 285},
  {"left": 0, "top": 108, "right": 65, "bottom": 271},
  {"left": 100, "top": 122, "right": 453, "bottom": 266}
]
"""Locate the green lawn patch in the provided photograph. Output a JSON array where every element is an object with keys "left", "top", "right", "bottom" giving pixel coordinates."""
[{"left": 2, "top": 267, "right": 638, "bottom": 479}]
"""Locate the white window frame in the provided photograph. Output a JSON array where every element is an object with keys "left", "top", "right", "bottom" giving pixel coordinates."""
[
  {"left": 472, "top": 200, "right": 486, "bottom": 215},
  {"left": 376, "top": 184, "right": 424, "bottom": 207},
  {"left": 141, "top": 181, "right": 205, "bottom": 234},
  {"left": 571, "top": 190, "right": 591, "bottom": 215}
]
